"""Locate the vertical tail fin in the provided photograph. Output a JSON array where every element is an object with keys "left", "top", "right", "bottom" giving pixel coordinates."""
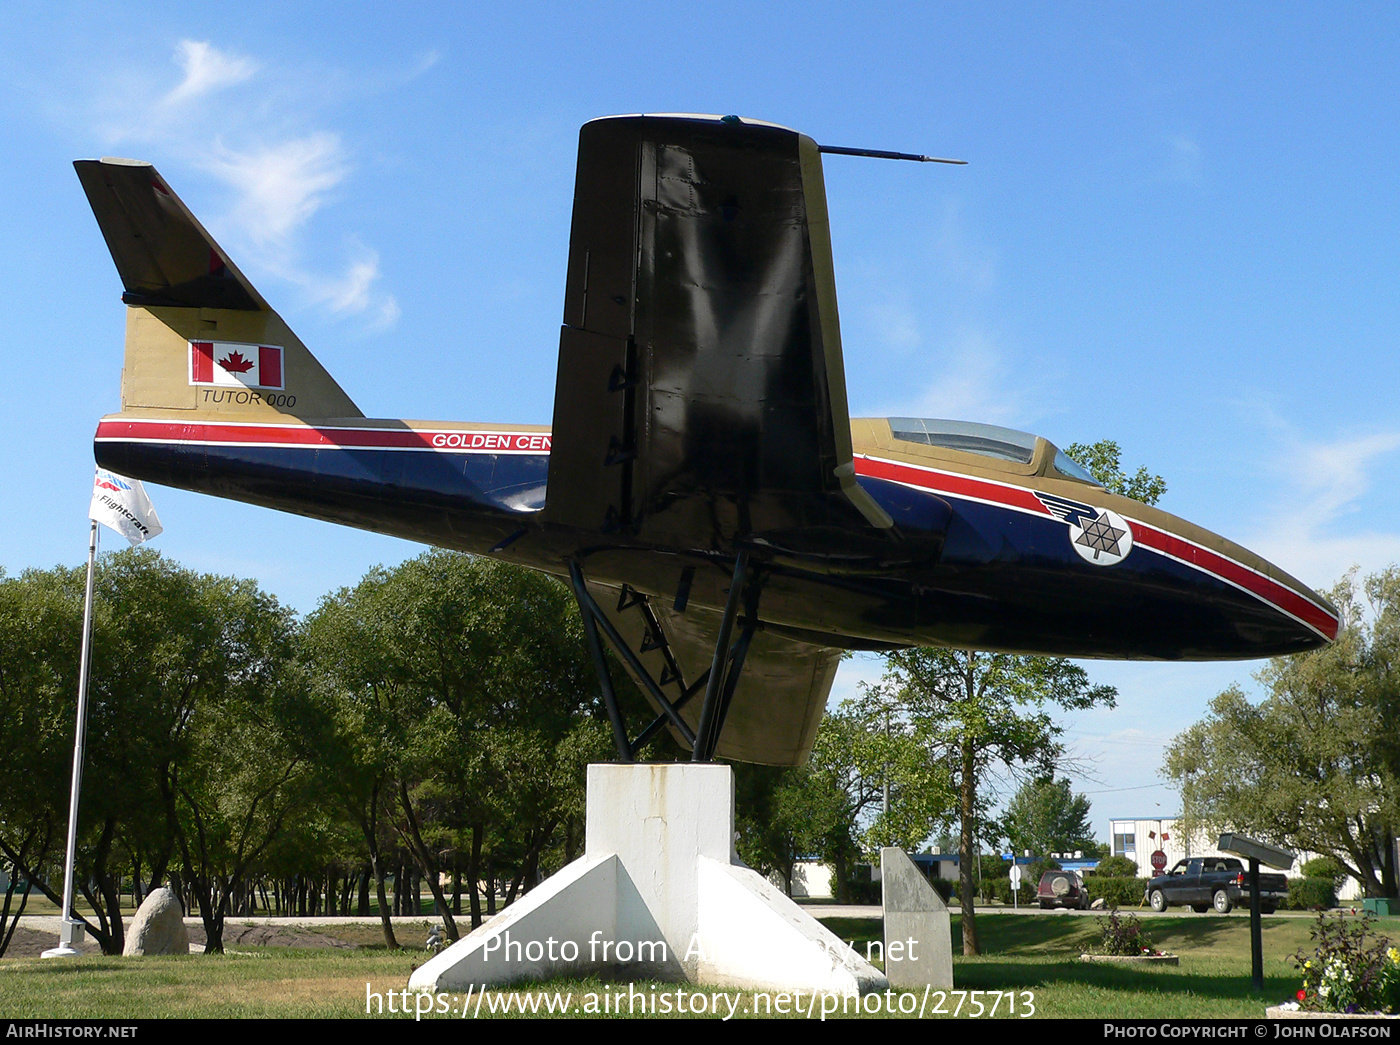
[{"left": 75, "top": 158, "right": 361, "bottom": 420}]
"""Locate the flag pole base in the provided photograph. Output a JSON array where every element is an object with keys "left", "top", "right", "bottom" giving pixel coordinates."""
[
  {"left": 408, "top": 763, "right": 886, "bottom": 995},
  {"left": 41, "top": 919, "right": 88, "bottom": 959}
]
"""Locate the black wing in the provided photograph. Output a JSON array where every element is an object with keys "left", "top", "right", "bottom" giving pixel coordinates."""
[{"left": 543, "top": 115, "right": 891, "bottom": 552}]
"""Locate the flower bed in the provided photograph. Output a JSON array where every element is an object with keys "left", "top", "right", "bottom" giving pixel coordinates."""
[
  {"left": 1285, "top": 911, "right": 1400, "bottom": 1016},
  {"left": 1083, "top": 907, "right": 1176, "bottom": 964},
  {"left": 1080, "top": 952, "right": 1179, "bottom": 966}
]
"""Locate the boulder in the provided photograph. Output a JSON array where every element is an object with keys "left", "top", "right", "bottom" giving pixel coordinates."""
[{"left": 122, "top": 887, "right": 189, "bottom": 956}]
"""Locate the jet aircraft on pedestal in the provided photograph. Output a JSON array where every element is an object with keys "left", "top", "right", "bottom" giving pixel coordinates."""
[{"left": 77, "top": 114, "right": 1338, "bottom": 766}]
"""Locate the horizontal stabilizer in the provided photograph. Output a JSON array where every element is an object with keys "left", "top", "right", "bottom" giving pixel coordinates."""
[{"left": 74, "top": 158, "right": 267, "bottom": 311}]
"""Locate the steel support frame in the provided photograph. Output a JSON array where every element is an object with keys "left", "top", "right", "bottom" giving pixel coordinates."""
[
  {"left": 691, "top": 552, "right": 760, "bottom": 762},
  {"left": 566, "top": 556, "right": 762, "bottom": 763},
  {"left": 568, "top": 560, "right": 698, "bottom": 761}
]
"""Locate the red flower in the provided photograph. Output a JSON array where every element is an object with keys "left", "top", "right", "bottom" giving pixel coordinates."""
[{"left": 1297, "top": 990, "right": 1307, "bottom": 1001}]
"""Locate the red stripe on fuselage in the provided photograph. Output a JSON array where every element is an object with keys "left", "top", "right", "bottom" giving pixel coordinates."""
[
  {"left": 855, "top": 454, "right": 1047, "bottom": 515},
  {"left": 1127, "top": 523, "right": 1337, "bottom": 640},
  {"left": 852, "top": 453, "right": 1339, "bottom": 642},
  {"left": 95, "top": 418, "right": 552, "bottom": 454},
  {"left": 91, "top": 420, "right": 1337, "bottom": 642}
]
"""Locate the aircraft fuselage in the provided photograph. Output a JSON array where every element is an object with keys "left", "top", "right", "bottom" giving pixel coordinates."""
[{"left": 94, "top": 412, "right": 1336, "bottom": 661}]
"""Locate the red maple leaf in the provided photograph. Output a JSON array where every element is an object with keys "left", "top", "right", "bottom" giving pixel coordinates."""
[{"left": 218, "top": 350, "right": 254, "bottom": 374}]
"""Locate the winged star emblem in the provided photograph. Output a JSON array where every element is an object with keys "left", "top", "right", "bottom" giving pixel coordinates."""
[{"left": 1035, "top": 492, "right": 1133, "bottom": 566}]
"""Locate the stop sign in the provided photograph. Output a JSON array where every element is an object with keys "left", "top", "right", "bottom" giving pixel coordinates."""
[{"left": 1151, "top": 849, "right": 1168, "bottom": 871}]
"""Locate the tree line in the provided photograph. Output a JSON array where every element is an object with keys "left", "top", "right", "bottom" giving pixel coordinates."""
[
  {"left": 0, "top": 550, "right": 628, "bottom": 955},
  {"left": 0, "top": 544, "right": 1116, "bottom": 959}
]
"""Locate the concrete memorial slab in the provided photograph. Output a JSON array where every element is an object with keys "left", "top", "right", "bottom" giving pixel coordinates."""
[{"left": 880, "top": 847, "right": 953, "bottom": 990}]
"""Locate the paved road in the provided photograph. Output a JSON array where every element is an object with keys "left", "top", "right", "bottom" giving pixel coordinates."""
[{"left": 12, "top": 901, "right": 1321, "bottom": 934}]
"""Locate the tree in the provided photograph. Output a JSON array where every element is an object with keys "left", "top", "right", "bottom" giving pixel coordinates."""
[
  {"left": 1095, "top": 854, "right": 1140, "bottom": 878},
  {"left": 0, "top": 552, "right": 307, "bottom": 954},
  {"left": 1001, "top": 775, "right": 1096, "bottom": 858},
  {"left": 0, "top": 568, "right": 77, "bottom": 956},
  {"left": 90, "top": 552, "right": 309, "bottom": 955},
  {"left": 302, "top": 551, "right": 612, "bottom": 938},
  {"left": 873, "top": 439, "right": 1160, "bottom": 955},
  {"left": 731, "top": 764, "right": 812, "bottom": 897},
  {"left": 877, "top": 651, "right": 1114, "bottom": 953},
  {"left": 1064, "top": 440, "right": 1167, "bottom": 505},
  {"left": 733, "top": 698, "right": 945, "bottom": 900},
  {"left": 1163, "top": 570, "right": 1400, "bottom": 898}
]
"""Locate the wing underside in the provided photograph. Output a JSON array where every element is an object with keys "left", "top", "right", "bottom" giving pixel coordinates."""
[{"left": 585, "top": 580, "right": 838, "bottom": 766}]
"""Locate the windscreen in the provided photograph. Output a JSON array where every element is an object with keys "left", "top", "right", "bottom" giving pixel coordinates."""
[{"left": 888, "top": 418, "right": 1038, "bottom": 465}]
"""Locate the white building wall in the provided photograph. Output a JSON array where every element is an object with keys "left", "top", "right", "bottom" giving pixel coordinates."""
[
  {"left": 1110, "top": 817, "right": 1204, "bottom": 875},
  {"left": 789, "top": 860, "right": 833, "bottom": 900}
]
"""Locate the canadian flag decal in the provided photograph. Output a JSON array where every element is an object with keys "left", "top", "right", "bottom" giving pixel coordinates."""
[{"left": 189, "top": 341, "right": 285, "bottom": 390}]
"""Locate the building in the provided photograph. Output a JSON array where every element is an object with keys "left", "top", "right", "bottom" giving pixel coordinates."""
[
  {"left": 1109, "top": 816, "right": 1194, "bottom": 875},
  {"left": 1108, "top": 815, "right": 1377, "bottom": 901}
]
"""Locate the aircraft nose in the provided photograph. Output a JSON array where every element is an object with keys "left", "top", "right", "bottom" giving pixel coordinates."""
[{"left": 1126, "top": 514, "right": 1338, "bottom": 658}]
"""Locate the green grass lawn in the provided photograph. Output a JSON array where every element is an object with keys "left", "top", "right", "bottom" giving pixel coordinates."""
[{"left": 2, "top": 912, "right": 1391, "bottom": 1019}]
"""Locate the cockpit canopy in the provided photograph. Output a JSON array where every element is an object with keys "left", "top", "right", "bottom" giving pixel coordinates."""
[{"left": 887, "top": 417, "right": 1101, "bottom": 486}]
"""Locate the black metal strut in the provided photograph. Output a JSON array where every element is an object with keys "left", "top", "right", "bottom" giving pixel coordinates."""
[
  {"left": 566, "top": 556, "right": 763, "bottom": 763},
  {"left": 691, "top": 552, "right": 761, "bottom": 762},
  {"left": 568, "top": 560, "right": 699, "bottom": 761},
  {"left": 569, "top": 561, "right": 632, "bottom": 761}
]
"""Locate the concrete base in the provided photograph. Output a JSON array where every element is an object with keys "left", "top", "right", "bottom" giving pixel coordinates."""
[
  {"left": 41, "top": 918, "right": 87, "bottom": 960},
  {"left": 880, "top": 847, "right": 953, "bottom": 990},
  {"left": 410, "top": 764, "right": 887, "bottom": 994}
]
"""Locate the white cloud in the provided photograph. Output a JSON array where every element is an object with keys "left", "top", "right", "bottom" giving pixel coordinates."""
[
  {"left": 204, "top": 133, "right": 349, "bottom": 247},
  {"left": 1247, "top": 429, "right": 1400, "bottom": 589},
  {"left": 866, "top": 298, "right": 922, "bottom": 353},
  {"left": 1159, "top": 135, "right": 1203, "bottom": 184},
  {"left": 827, "top": 653, "right": 886, "bottom": 709},
  {"left": 84, "top": 39, "right": 398, "bottom": 329},
  {"left": 320, "top": 255, "right": 379, "bottom": 314},
  {"left": 299, "top": 241, "right": 401, "bottom": 329},
  {"left": 887, "top": 330, "right": 1031, "bottom": 426},
  {"left": 933, "top": 200, "right": 996, "bottom": 294},
  {"left": 1289, "top": 432, "right": 1400, "bottom": 528},
  {"left": 162, "top": 41, "right": 257, "bottom": 107}
]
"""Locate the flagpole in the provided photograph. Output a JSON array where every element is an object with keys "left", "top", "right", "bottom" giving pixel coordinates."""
[
  {"left": 43, "top": 467, "right": 162, "bottom": 957},
  {"left": 42, "top": 520, "right": 99, "bottom": 959}
]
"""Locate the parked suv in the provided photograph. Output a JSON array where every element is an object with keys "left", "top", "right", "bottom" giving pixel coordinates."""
[{"left": 1037, "top": 869, "right": 1089, "bottom": 910}]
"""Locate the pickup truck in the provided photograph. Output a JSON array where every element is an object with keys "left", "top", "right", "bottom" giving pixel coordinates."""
[{"left": 1145, "top": 857, "right": 1289, "bottom": 914}]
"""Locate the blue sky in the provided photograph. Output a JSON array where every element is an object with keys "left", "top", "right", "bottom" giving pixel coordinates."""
[{"left": 4, "top": 2, "right": 1399, "bottom": 834}]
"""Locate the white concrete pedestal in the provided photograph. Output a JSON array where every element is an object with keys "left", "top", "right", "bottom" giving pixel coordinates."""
[{"left": 409, "top": 763, "right": 886, "bottom": 994}]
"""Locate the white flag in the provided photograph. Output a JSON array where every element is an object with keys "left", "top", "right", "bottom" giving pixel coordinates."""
[{"left": 88, "top": 468, "right": 163, "bottom": 547}]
